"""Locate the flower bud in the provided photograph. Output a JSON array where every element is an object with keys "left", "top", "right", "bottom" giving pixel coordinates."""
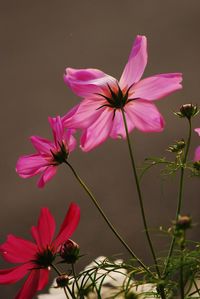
[
  {"left": 168, "top": 139, "right": 185, "bottom": 153},
  {"left": 175, "top": 215, "right": 192, "bottom": 230},
  {"left": 56, "top": 274, "right": 69, "bottom": 288},
  {"left": 60, "top": 239, "right": 80, "bottom": 264},
  {"left": 175, "top": 104, "right": 199, "bottom": 119}
]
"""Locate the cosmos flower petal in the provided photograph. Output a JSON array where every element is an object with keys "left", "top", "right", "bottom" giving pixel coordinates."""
[
  {"left": 48, "top": 116, "right": 64, "bottom": 147},
  {"left": 37, "top": 269, "right": 49, "bottom": 291},
  {"left": 31, "top": 208, "right": 56, "bottom": 250},
  {"left": 119, "top": 35, "right": 147, "bottom": 89},
  {"left": 126, "top": 100, "right": 165, "bottom": 132},
  {"left": 0, "top": 234, "right": 36, "bottom": 264},
  {"left": 30, "top": 136, "right": 54, "bottom": 155},
  {"left": 37, "top": 166, "right": 58, "bottom": 188},
  {"left": 16, "top": 154, "right": 49, "bottom": 178},
  {"left": 0, "top": 264, "right": 29, "bottom": 284},
  {"left": 80, "top": 107, "right": 114, "bottom": 152},
  {"left": 53, "top": 203, "right": 80, "bottom": 248},
  {"left": 63, "top": 97, "right": 104, "bottom": 129},
  {"left": 194, "top": 128, "right": 200, "bottom": 136},
  {"left": 64, "top": 68, "right": 117, "bottom": 97},
  {"left": 64, "top": 129, "right": 77, "bottom": 153},
  {"left": 194, "top": 146, "right": 200, "bottom": 162},
  {"left": 109, "top": 109, "right": 135, "bottom": 139},
  {"left": 15, "top": 270, "right": 40, "bottom": 299},
  {"left": 131, "top": 73, "right": 183, "bottom": 100}
]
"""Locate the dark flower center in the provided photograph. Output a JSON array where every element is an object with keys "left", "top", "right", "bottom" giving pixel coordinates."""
[
  {"left": 51, "top": 142, "right": 69, "bottom": 164},
  {"left": 34, "top": 247, "right": 56, "bottom": 268},
  {"left": 96, "top": 84, "right": 137, "bottom": 119}
]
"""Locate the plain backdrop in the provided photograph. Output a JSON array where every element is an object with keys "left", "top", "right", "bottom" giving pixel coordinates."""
[{"left": 0, "top": 0, "right": 200, "bottom": 297}]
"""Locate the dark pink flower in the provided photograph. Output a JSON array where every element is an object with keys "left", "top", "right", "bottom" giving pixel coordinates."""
[
  {"left": 194, "top": 128, "right": 200, "bottom": 161},
  {"left": 63, "top": 35, "right": 182, "bottom": 152},
  {"left": 16, "top": 116, "right": 76, "bottom": 188},
  {"left": 0, "top": 203, "right": 80, "bottom": 299}
]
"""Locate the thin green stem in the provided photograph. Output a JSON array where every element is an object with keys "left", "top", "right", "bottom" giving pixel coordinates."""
[
  {"left": 180, "top": 231, "right": 186, "bottom": 299},
  {"left": 71, "top": 263, "right": 80, "bottom": 294},
  {"left": 164, "top": 119, "right": 192, "bottom": 276},
  {"left": 65, "top": 160, "right": 152, "bottom": 276},
  {"left": 50, "top": 263, "right": 73, "bottom": 299},
  {"left": 121, "top": 110, "right": 160, "bottom": 274}
]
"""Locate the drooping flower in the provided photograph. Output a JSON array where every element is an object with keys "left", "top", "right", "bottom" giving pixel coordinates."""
[
  {"left": 0, "top": 203, "right": 80, "bottom": 299},
  {"left": 16, "top": 116, "right": 76, "bottom": 188},
  {"left": 194, "top": 128, "right": 200, "bottom": 161},
  {"left": 63, "top": 35, "right": 182, "bottom": 152}
]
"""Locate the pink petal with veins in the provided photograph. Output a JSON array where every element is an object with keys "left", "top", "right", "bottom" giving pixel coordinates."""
[
  {"left": 64, "top": 68, "right": 116, "bottom": 97},
  {"left": 126, "top": 100, "right": 164, "bottom": 132},
  {"left": 37, "top": 166, "right": 57, "bottom": 188},
  {"left": 80, "top": 107, "right": 114, "bottom": 152},
  {"left": 131, "top": 73, "right": 182, "bottom": 101},
  {"left": 119, "top": 35, "right": 147, "bottom": 89},
  {"left": 16, "top": 154, "right": 48, "bottom": 178}
]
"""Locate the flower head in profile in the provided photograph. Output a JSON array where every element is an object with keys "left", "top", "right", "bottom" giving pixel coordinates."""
[
  {"left": 194, "top": 128, "right": 200, "bottom": 161},
  {"left": 63, "top": 35, "right": 182, "bottom": 152},
  {"left": 16, "top": 116, "right": 76, "bottom": 188},
  {"left": 0, "top": 203, "right": 80, "bottom": 299}
]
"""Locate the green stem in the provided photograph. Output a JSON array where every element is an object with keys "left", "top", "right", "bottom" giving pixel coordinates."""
[
  {"left": 121, "top": 110, "right": 160, "bottom": 274},
  {"left": 50, "top": 263, "right": 73, "bottom": 299},
  {"left": 65, "top": 160, "right": 152, "bottom": 276},
  {"left": 164, "top": 119, "right": 192, "bottom": 276},
  {"left": 180, "top": 231, "right": 186, "bottom": 299},
  {"left": 71, "top": 263, "right": 80, "bottom": 294}
]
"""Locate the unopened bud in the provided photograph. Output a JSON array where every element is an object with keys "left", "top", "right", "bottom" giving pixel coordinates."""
[
  {"left": 175, "top": 215, "right": 192, "bottom": 230},
  {"left": 168, "top": 139, "right": 185, "bottom": 153},
  {"left": 56, "top": 274, "right": 69, "bottom": 288},
  {"left": 175, "top": 104, "right": 199, "bottom": 120},
  {"left": 60, "top": 239, "right": 80, "bottom": 264},
  {"left": 193, "top": 161, "right": 200, "bottom": 171}
]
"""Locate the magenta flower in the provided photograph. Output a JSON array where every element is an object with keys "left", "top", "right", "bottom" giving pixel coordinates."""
[
  {"left": 194, "top": 128, "right": 200, "bottom": 161},
  {"left": 0, "top": 203, "right": 80, "bottom": 299},
  {"left": 16, "top": 116, "right": 76, "bottom": 188},
  {"left": 62, "top": 35, "right": 182, "bottom": 152}
]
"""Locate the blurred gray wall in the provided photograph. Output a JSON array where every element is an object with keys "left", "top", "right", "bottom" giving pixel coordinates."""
[{"left": 0, "top": 0, "right": 200, "bottom": 297}]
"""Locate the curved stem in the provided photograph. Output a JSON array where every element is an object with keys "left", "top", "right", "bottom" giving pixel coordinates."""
[
  {"left": 121, "top": 109, "right": 161, "bottom": 277},
  {"left": 71, "top": 263, "right": 80, "bottom": 294},
  {"left": 50, "top": 263, "right": 73, "bottom": 299},
  {"left": 163, "top": 119, "right": 192, "bottom": 276},
  {"left": 65, "top": 160, "right": 152, "bottom": 276}
]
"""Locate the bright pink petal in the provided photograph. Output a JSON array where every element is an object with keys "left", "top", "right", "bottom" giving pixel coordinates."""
[
  {"left": 53, "top": 203, "right": 80, "bottom": 249},
  {"left": 80, "top": 107, "right": 114, "bottom": 152},
  {"left": 119, "top": 35, "right": 147, "bottom": 89},
  {"left": 131, "top": 73, "right": 183, "bottom": 101},
  {"left": 48, "top": 116, "right": 64, "bottom": 147},
  {"left": 16, "top": 154, "right": 49, "bottom": 178},
  {"left": 64, "top": 129, "right": 77, "bottom": 153},
  {"left": 63, "top": 97, "right": 105, "bottom": 129},
  {"left": 194, "top": 146, "right": 200, "bottom": 162},
  {"left": 0, "top": 235, "right": 36, "bottom": 264},
  {"left": 64, "top": 68, "right": 117, "bottom": 97},
  {"left": 194, "top": 128, "right": 200, "bottom": 136},
  {"left": 37, "top": 166, "right": 57, "bottom": 188},
  {"left": 37, "top": 269, "right": 49, "bottom": 291},
  {"left": 30, "top": 136, "right": 54, "bottom": 155},
  {"left": 15, "top": 270, "right": 40, "bottom": 299},
  {"left": 0, "top": 264, "right": 29, "bottom": 284},
  {"left": 126, "top": 100, "right": 165, "bottom": 132},
  {"left": 109, "top": 109, "right": 135, "bottom": 139},
  {"left": 31, "top": 207, "right": 56, "bottom": 250}
]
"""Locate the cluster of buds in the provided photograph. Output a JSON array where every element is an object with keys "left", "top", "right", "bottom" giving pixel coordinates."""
[
  {"left": 60, "top": 239, "right": 80, "bottom": 264},
  {"left": 175, "top": 103, "right": 199, "bottom": 120},
  {"left": 168, "top": 139, "right": 185, "bottom": 154}
]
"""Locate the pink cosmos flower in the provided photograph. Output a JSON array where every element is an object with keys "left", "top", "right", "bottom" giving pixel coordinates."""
[
  {"left": 194, "top": 128, "right": 200, "bottom": 161},
  {"left": 62, "top": 35, "right": 182, "bottom": 152},
  {"left": 0, "top": 203, "right": 80, "bottom": 299},
  {"left": 16, "top": 116, "right": 76, "bottom": 188}
]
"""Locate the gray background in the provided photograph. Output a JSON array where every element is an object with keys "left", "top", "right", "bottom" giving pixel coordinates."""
[{"left": 1, "top": 0, "right": 200, "bottom": 297}]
